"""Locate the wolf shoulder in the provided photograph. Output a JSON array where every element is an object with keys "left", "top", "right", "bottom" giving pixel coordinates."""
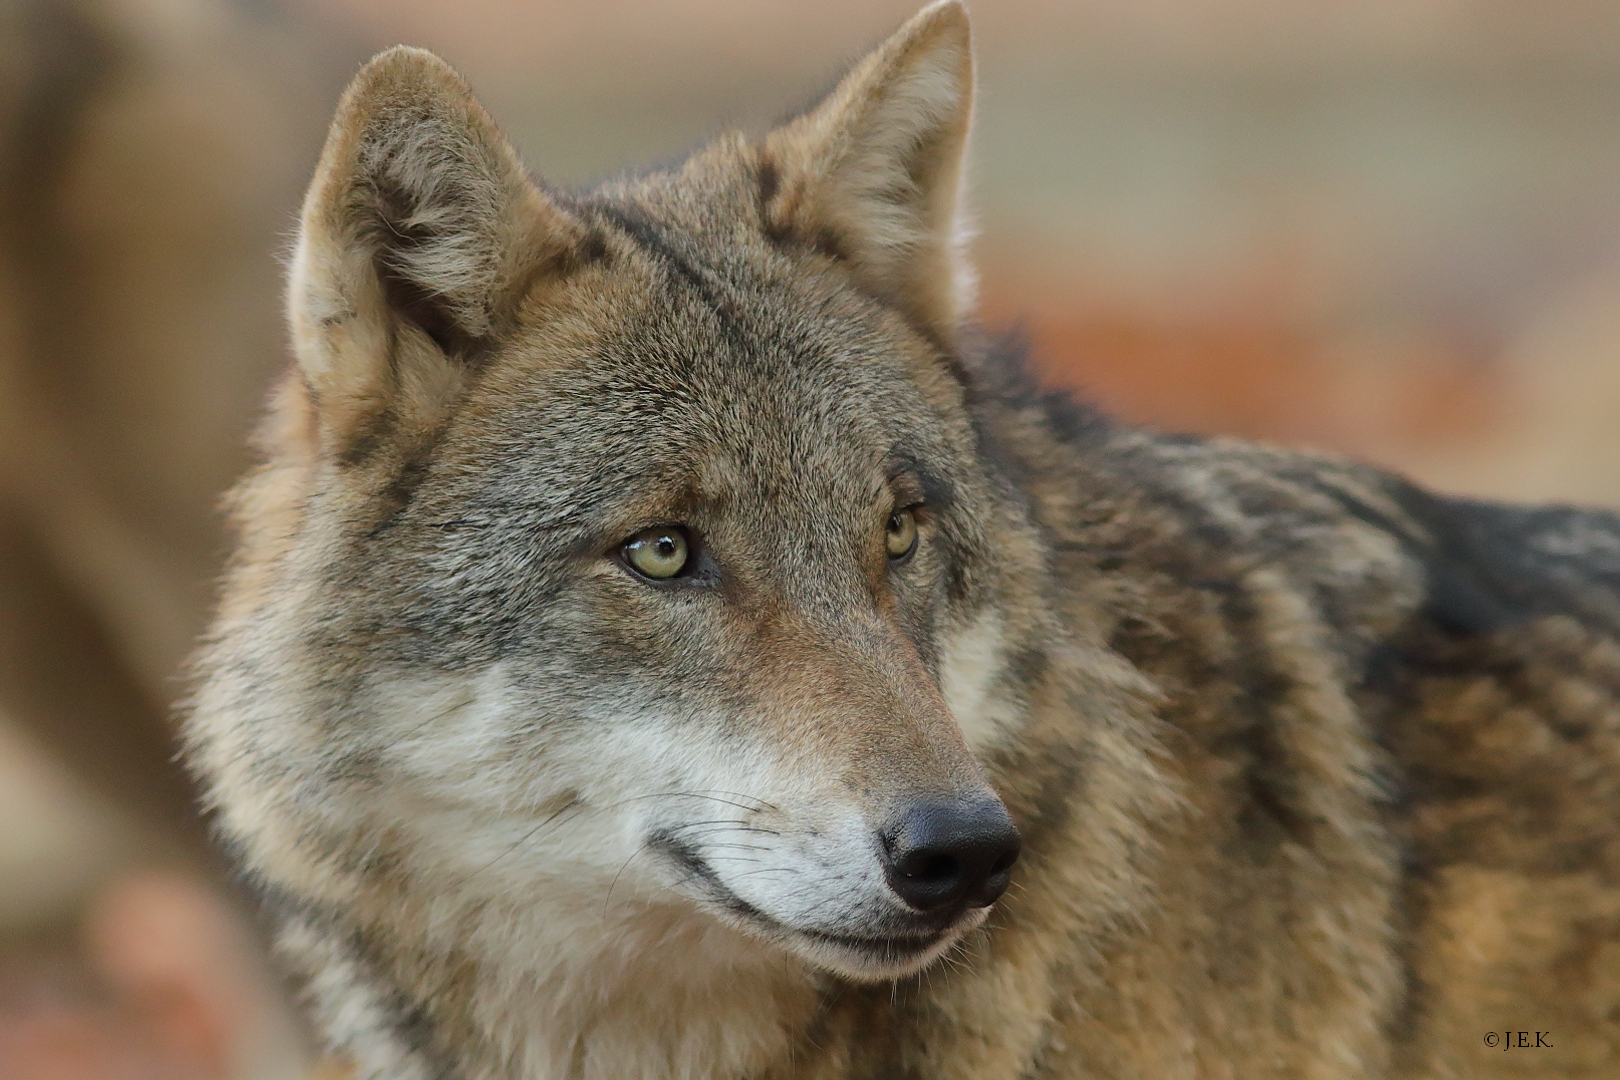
[
  {"left": 986, "top": 380, "right": 1620, "bottom": 646},
  {"left": 1030, "top": 396, "right": 1620, "bottom": 776}
]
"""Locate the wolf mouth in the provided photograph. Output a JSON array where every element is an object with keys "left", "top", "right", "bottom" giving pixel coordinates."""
[
  {"left": 794, "top": 926, "right": 949, "bottom": 963},
  {"left": 652, "top": 833, "right": 955, "bottom": 963},
  {"left": 736, "top": 894, "right": 953, "bottom": 970}
]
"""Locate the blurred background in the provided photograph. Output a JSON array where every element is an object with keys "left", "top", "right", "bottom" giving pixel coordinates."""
[{"left": 4, "top": 0, "right": 1620, "bottom": 1075}]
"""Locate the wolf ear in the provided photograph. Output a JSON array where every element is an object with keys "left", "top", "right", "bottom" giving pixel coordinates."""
[
  {"left": 289, "top": 47, "right": 581, "bottom": 453},
  {"left": 761, "top": 0, "right": 974, "bottom": 343}
]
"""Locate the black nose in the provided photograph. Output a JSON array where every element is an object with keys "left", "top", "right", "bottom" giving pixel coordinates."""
[{"left": 881, "top": 796, "right": 1021, "bottom": 913}]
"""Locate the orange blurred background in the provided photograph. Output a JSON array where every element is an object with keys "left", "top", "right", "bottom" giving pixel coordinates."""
[{"left": 4, "top": 1, "right": 1620, "bottom": 1076}]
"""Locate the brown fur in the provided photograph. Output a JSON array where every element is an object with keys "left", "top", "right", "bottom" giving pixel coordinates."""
[{"left": 184, "top": 3, "right": 1620, "bottom": 1077}]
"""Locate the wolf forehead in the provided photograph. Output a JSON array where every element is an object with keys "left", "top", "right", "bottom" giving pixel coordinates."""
[
  {"left": 366, "top": 198, "right": 976, "bottom": 512},
  {"left": 318, "top": 214, "right": 985, "bottom": 600}
]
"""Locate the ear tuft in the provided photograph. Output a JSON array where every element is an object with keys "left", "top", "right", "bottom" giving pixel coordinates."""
[
  {"left": 289, "top": 47, "right": 580, "bottom": 452},
  {"left": 762, "top": 1, "right": 975, "bottom": 343}
]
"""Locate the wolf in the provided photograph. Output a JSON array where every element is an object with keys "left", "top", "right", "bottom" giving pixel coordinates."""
[{"left": 183, "top": 3, "right": 1620, "bottom": 1077}]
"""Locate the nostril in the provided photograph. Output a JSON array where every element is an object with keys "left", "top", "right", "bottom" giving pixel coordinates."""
[{"left": 897, "top": 851, "right": 959, "bottom": 883}]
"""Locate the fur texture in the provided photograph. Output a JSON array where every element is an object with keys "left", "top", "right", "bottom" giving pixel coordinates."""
[{"left": 186, "top": 3, "right": 1620, "bottom": 1077}]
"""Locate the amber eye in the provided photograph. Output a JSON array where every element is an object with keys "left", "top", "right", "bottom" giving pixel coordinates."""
[
  {"left": 623, "top": 527, "right": 690, "bottom": 580},
  {"left": 886, "top": 507, "right": 919, "bottom": 560}
]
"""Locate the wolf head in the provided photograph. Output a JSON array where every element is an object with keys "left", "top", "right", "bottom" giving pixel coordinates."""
[{"left": 193, "top": 0, "right": 1043, "bottom": 985}]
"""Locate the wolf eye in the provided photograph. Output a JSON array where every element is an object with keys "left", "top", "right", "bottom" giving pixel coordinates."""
[
  {"left": 886, "top": 508, "right": 919, "bottom": 561},
  {"left": 623, "top": 527, "right": 690, "bottom": 580}
]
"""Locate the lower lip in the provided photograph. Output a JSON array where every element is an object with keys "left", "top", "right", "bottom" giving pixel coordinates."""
[
  {"left": 804, "top": 929, "right": 946, "bottom": 960},
  {"left": 677, "top": 853, "right": 955, "bottom": 963}
]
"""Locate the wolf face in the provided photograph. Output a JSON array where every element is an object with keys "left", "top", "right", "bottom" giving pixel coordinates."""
[{"left": 191, "top": 1, "right": 1032, "bottom": 989}]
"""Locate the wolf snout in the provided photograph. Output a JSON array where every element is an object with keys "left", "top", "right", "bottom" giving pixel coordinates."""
[{"left": 880, "top": 796, "right": 1021, "bottom": 913}]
